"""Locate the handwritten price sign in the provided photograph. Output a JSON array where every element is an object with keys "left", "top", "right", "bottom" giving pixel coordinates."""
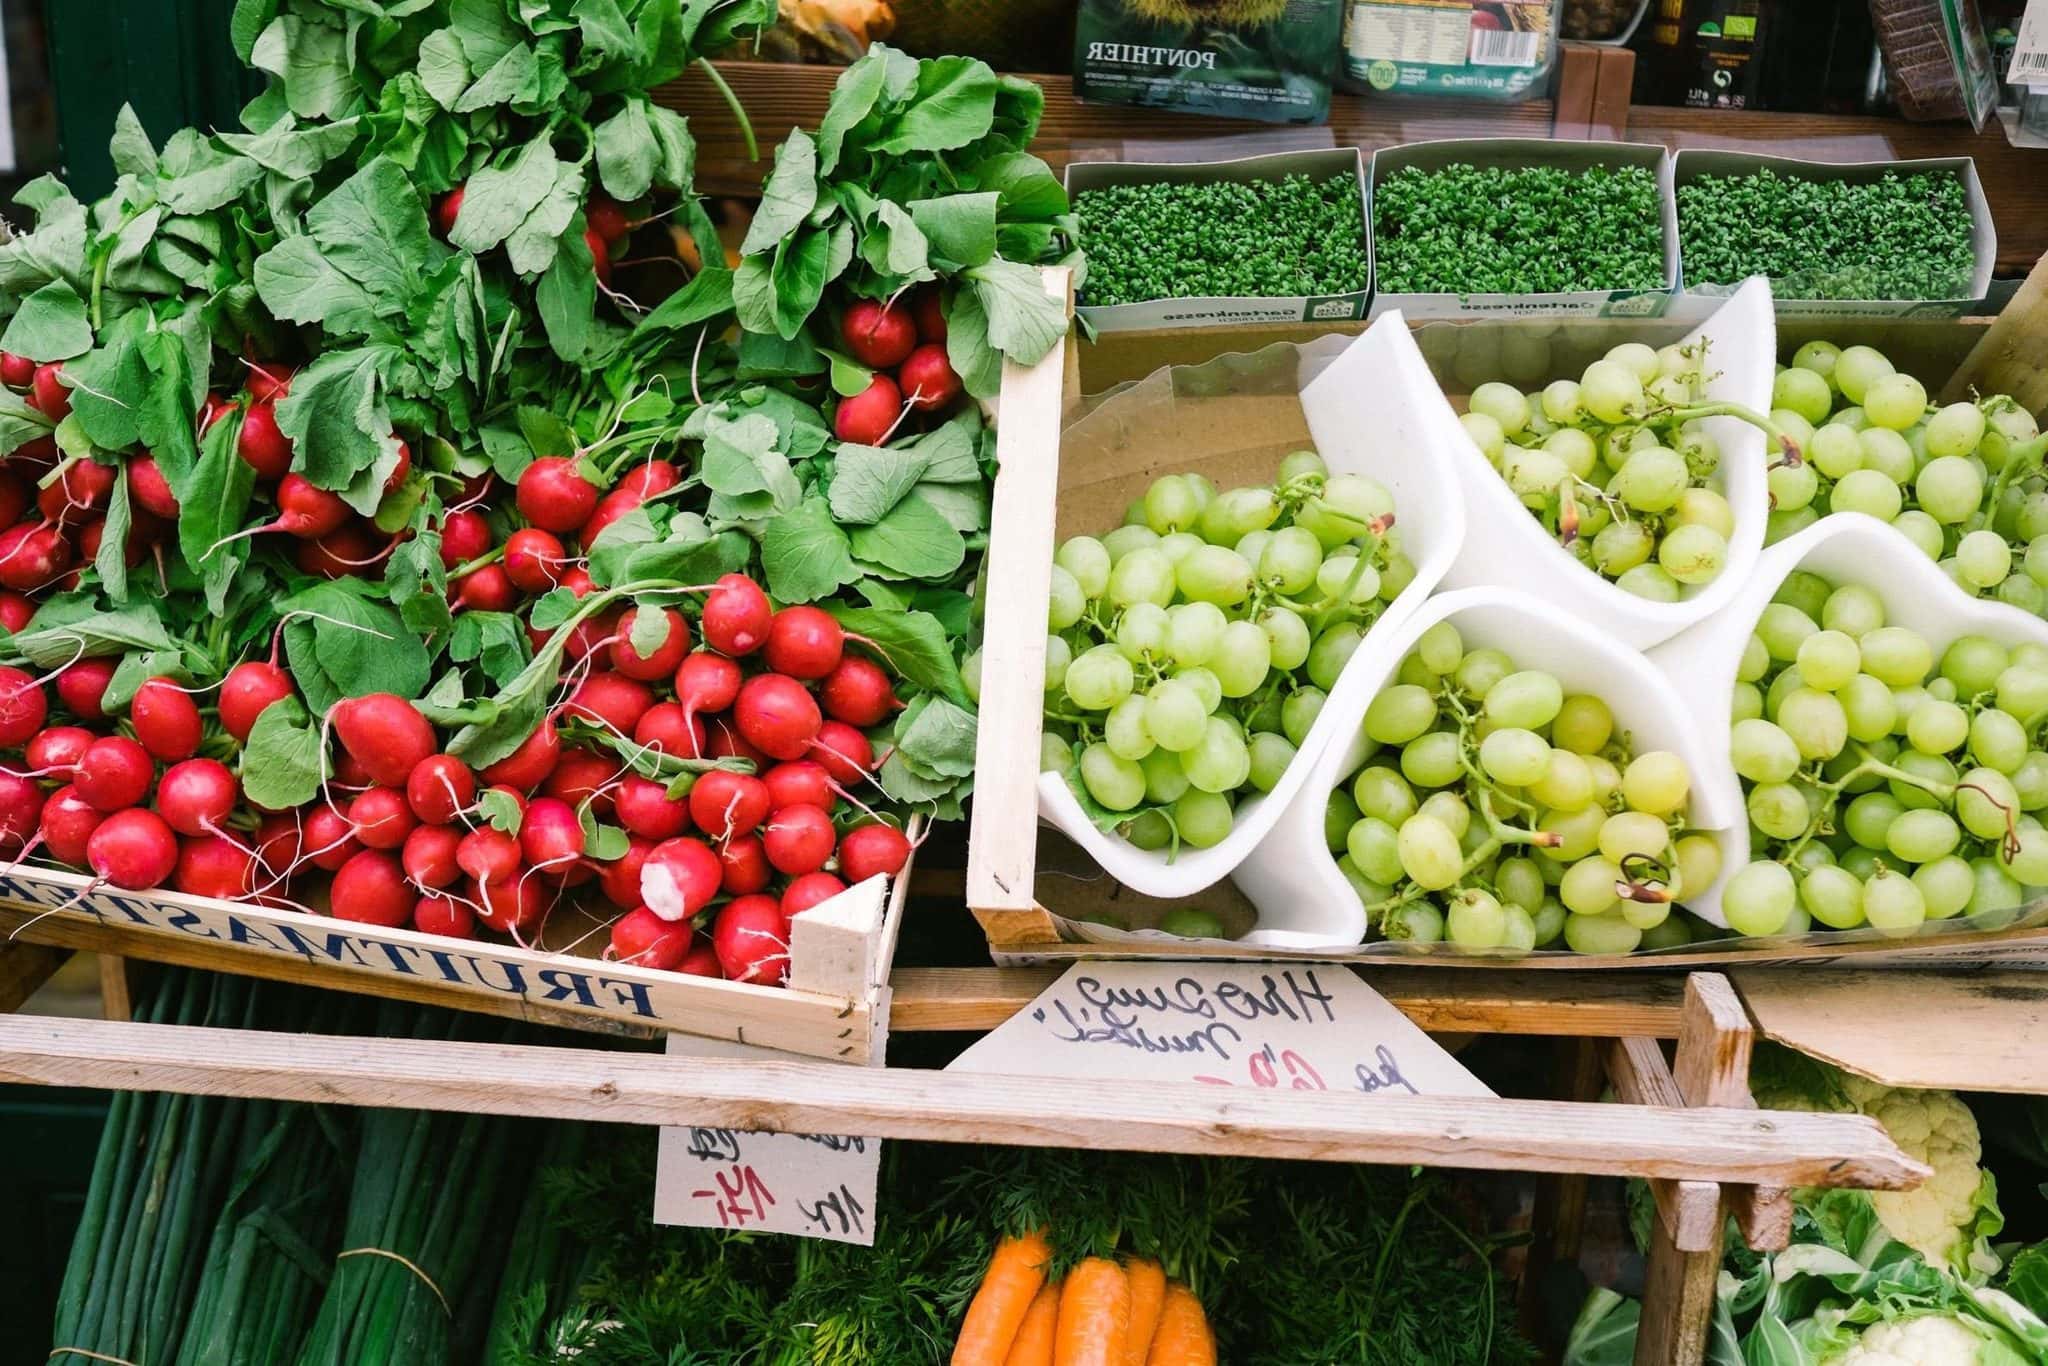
[
  {"left": 947, "top": 963, "right": 1493, "bottom": 1102},
  {"left": 652, "top": 1036, "right": 881, "bottom": 1246}
]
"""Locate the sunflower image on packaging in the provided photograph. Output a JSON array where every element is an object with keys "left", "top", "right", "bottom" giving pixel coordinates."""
[{"left": 1075, "top": 0, "right": 1347, "bottom": 124}]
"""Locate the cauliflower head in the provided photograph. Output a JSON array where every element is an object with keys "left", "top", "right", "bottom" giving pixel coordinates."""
[{"left": 1826, "top": 1313, "right": 1991, "bottom": 1364}]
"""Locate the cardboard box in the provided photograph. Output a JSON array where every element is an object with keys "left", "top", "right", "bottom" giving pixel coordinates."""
[
  {"left": 1067, "top": 148, "right": 1371, "bottom": 334},
  {"left": 1367, "top": 138, "right": 1679, "bottom": 321},
  {"left": 1670, "top": 150, "right": 1996, "bottom": 321}
]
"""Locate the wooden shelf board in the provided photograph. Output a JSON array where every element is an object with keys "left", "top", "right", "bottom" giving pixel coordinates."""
[
  {"left": 0, "top": 1013, "right": 1925, "bottom": 1186},
  {"left": 656, "top": 63, "right": 2047, "bottom": 276}
]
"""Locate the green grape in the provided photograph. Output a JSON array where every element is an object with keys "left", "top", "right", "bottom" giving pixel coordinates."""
[
  {"left": 1843, "top": 791, "right": 1904, "bottom": 850},
  {"left": 1159, "top": 531, "right": 1204, "bottom": 567},
  {"left": 1888, "top": 750, "right": 1956, "bottom": 811},
  {"left": 1793, "top": 339, "right": 1842, "bottom": 385},
  {"left": 1200, "top": 486, "right": 1279, "bottom": 544},
  {"left": 1300, "top": 474, "right": 1395, "bottom": 550},
  {"left": 2012, "top": 752, "right": 2048, "bottom": 810},
  {"left": 1497, "top": 856, "right": 1546, "bottom": 913},
  {"left": 1337, "top": 858, "right": 1391, "bottom": 908},
  {"left": 1794, "top": 630, "right": 1860, "bottom": 693},
  {"left": 1856, "top": 428, "right": 1915, "bottom": 483},
  {"left": 1479, "top": 727, "right": 1551, "bottom": 786},
  {"left": 1353, "top": 766, "right": 1417, "bottom": 824},
  {"left": 1180, "top": 718, "right": 1251, "bottom": 794},
  {"left": 1175, "top": 667, "right": 1223, "bottom": 715},
  {"left": 1969, "top": 712, "right": 2027, "bottom": 775},
  {"left": 1799, "top": 864, "right": 1865, "bottom": 929},
  {"left": 1056, "top": 537, "right": 1112, "bottom": 599},
  {"left": 1541, "top": 379, "right": 1584, "bottom": 425},
  {"left": 1066, "top": 646, "right": 1136, "bottom": 711},
  {"left": 1419, "top": 790, "right": 1471, "bottom": 841},
  {"left": 1840, "top": 674, "right": 1897, "bottom": 742},
  {"left": 1158, "top": 906, "right": 1226, "bottom": 937},
  {"left": 1903, "top": 697, "right": 1968, "bottom": 756},
  {"left": 1860, "top": 626, "right": 1933, "bottom": 687},
  {"left": 1777, "top": 689, "right": 1850, "bottom": 761},
  {"left": 1043, "top": 635, "right": 1072, "bottom": 692},
  {"left": 1970, "top": 858, "right": 2024, "bottom": 918},
  {"left": 1606, "top": 341, "right": 1661, "bottom": 383},
  {"left": 1592, "top": 520, "right": 1656, "bottom": 577},
  {"left": 1470, "top": 381, "right": 1530, "bottom": 434},
  {"left": 1247, "top": 732, "right": 1295, "bottom": 792},
  {"left": 1236, "top": 530, "right": 1273, "bottom": 567},
  {"left": 1820, "top": 585, "right": 1886, "bottom": 638},
  {"left": 1736, "top": 634, "right": 1771, "bottom": 684},
  {"left": 1258, "top": 526, "right": 1323, "bottom": 594},
  {"left": 1767, "top": 460, "right": 1820, "bottom": 513},
  {"left": 1539, "top": 805, "right": 1605, "bottom": 862},
  {"left": 1325, "top": 788, "right": 1360, "bottom": 851},
  {"left": 1891, "top": 510, "right": 1946, "bottom": 561},
  {"left": 1397, "top": 815, "right": 1464, "bottom": 890},
  {"left": 1863, "top": 866, "right": 1927, "bottom": 936},
  {"left": 1495, "top": 903, "right": 1536, "bottom": 952},
  {"left": 1772, "top": 367, "right": 1834, "bottom": 425},
  {"left": 1103, "top": 695, "right": 1155, "bottom": 763},
  {"left": 1380, "top": 552, "right": 1417, "bottom": 600},
  {"left": 1277, "top": 449, "right": 1327, "bottom": 482},
  {"left": 1365, "top": 684, "right": 1438, "bottom": 745},
  {"left": 1545, "top": 427, "right": 1599, "bottom": 480},
  {"left": 1999, "top": 825, "right": 2048, "bottom": 884},
  {"left": 1621, "top": 751, "right": 1690, "bottom": 816},
  {"left": 1744, "top": 782, "right": 1805, "bottom": 839},
  {"left": 1385, "top": 902, "right": 1445, "bottom": 943},
  {"left": 2024, "top": 506, "right": 2048, "bottom": 548},
  {"left": 1732, "top": 683, "right": 1765, "bottom": 724},
  {"left": 1116, "top": 602, "right": 1169, "bottom": 662},
  {"left": 1913, "top": 855, "right": 1975, "bottom": 919},
  {"left": 1447, "top": 888, "right": 1507, "bottom": 950},
  {"left": 1163, "top": 601, "right": 1225, "bottom": 668},
  {"left": 1211, "top": 620, "right": 1272, "bottom": 698},
  {"left": 1108, "top": 547, "right": 1175, "bottom": 608},
  {"left": 1563, "top": 912, "right": 1642, "bottom": 955},
  {"left": 1314, "top": 554, "right": 1381, "bottom": 606},
  {"left": 1080, "top": 743, "right": 1145, "bottom": 810},
  {"left": 1616, "top": 565, "right": 1682, "bottom": 602},
  {"left": 1956, "top": 530, "right": 2012, "bottom": 590},
  {"left": 1885, "top": 808, "right": 1961, "bottom": 864},
  {"left": 1485, "top": 669, "right": 1565, "bottom": 730},
  {"left": 1257, "top": 607, "right": 1312, "bottom": 672},
  {"left": 1997, "top": 576, "right": 2045, "bottom": 614},
  {"left": 1809, "top": 424, "right": 1865, "bottom": 479},
  {"left": 1913, "top": 455, "right": 1984, "bottom": 524},
  {"left": 1757, "top": 603, "right": 1820, "bottom": 662},
  {"left": 1840, "top": 846, "right": 1881, "bottom": 880},
  {"left": 1774, "top": 574, "right": 1829, "bottom": 625},
  {"left": 1530, "top": 750, "right": 1596, "bottom": 811},
  {"left": 1455, "top": 648, "right": 1514, "bottom": 699},
  {"left": 1552, "top": 694, "right": 1614, "bottom": 756},
  {"left": 1346, "top": 816, "right": 1406, "bottom": 885},
  {"left": 1998, "top": 665, "right": 2048, "bottom": 721},
  {"left": 1401, "top": 731, "right": 1465, "bottom": 789},
  {"left": 1863, "top": 372, "right": 1929, "bottom": 431},
  {"left": 1306, "top": 623, "right": 1364, "bottom": 692},
  {"left": 1501, "top": 446, "right": 1567, "bottom": 501},
  {"left": 1730, "top": 718, "right": 1801, "bottom": 784},
  {"left": 1674, "top": 835, "right": 1722, "bottom": 896},
  {"left": 1460, "top": 411, "right": 1506, "bottom": 463},
  {"left": 1653, "top": 522, "right": 1724, "bottom": 586},
  {"left": 1282, "top": 688, "right": 1326, "bottom": 747},
  {"left": 1581, "top": 359, "right": 1644, "bottom": 424},
  {"left": 1609, "top": 447, "right": 1688, "bottom": 514},
  {"left": 1175, "top": 791, "right": 1235, "bottom": 849},
  {"left": 1041, "top": 730, "right": 1073, "bottom": 774},
  {"left": 1102, "top": 524, "right": 1160, "bottom": 563},
  {"left": 1175, "top": 545, "right": 1253, "bottom": 606},
  {"left": 1184, "top": 473, "right": 1217, "bottom": 513},
  {"left": 1832, "top": 469, "right": 1903, "bottom": 522},
  {"left": 1140, "top": 747, "right": 1192, "bottom": 806},
  {"left": 1530, "top": 898, "right": 1568, "bottom": 946},
  {"left": 1048, "top": 565, "right": 1086, "bottom": 631},
  {"left": 1143, "top": 474, "right": 1201, "bottom": 533},
  {"left": 1123, "top": 809, "right": 1173, "bottom": 851},
  {"left": 962, "top": 650, "right": 984, "bottom": 705},
  {"left": 1597, "top": 810, "right": 1670, "bottom": 866},
  {"left": 1834, "top": 345, "right": 1895, "bottom": 404},
  {"left": 1833, "top": 405, "right": 1871, "bottom": 431},
  {"left": 1146, "top": 680, "right": 1207, "bottom": 752},
  {"left": 1723, "top": 861, "right": 1796, "bottom": 936}
]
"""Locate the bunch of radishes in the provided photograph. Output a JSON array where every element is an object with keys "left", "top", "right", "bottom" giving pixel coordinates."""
[{"left": 831, "top": 289, "right": 962, "bottom": 446}]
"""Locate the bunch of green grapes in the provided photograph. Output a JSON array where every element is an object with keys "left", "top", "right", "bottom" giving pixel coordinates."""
[
  {"left": 1763, "top": 341, "right": 2048, "bottom": 613},
  {"left": 1327, "top": 622, "right": 1718, "bottom": 955},
  {"left": 1721, "top": 568, "right": 2048, "bottom": 939},
  {"left": 1023, "top": 452, "right": 1413, "bottom": 855},
  {"left": 1457, "top": 339, "right": 1762, "bottom": 602}
]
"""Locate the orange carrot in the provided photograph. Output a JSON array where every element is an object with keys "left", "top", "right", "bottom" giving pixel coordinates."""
[
  {"left": 953, "top": 1230, "right": 1053, "bottom": 1365},
  {"left": 1002, "top": 1281, "right": 1062, "bottom": 1366},
  {"left": 1118, "top": 1258, "right": 1166, "bottom": 1366},
  {"left": 1143, "top": 1284, "right": 1215, "bottom": 1366},
  {"left": 1053, "top": 1257, "right": 1130, "bottom": 1366}
]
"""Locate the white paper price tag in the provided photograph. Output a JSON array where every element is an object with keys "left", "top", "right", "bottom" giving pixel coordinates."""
[
  {"left": 652, "top": 1034, "right": 881, "bottom": 1245},
  {"left": 2016, "top": 2, "right": 2048, "bottom": 86},
  {"left": 946, "top": 962, "right": 1493, "bottom": 1099}
]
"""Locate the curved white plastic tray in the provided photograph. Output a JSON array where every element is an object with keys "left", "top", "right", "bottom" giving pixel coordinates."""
[
  {"left": 1435, "top": 276, "right": 1777, "bottom": 650},
  {"left": 1647, "top": 512, "right": 2048, "bottom": 925},
  {"left": 1230, "top": 586, "right": 1733, "bottom": 949},
  {"left": 1035, "top": 315, "right": 1470, "bottom": 900}
]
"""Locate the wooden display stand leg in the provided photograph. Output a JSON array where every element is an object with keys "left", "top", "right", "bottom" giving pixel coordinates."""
[
  {"left": 98, "top": 955, "right": 131, "bottom": 1022},
  {"left": 1523, "top": 1036, "right": 1605, "bottom": 1329}
]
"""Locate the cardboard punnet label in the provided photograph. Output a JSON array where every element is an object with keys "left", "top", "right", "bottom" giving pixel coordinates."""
[{"left": 947, "top": 962, "right": 1493, "bottom": 1098}]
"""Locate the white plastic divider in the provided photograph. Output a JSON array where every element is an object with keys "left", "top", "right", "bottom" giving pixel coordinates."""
[
  {"left": 1034, "top": 315, "right": 1469, "bottom": 899},
  {"left": 1229, "top": 586, "right": 1734, "bottom": 950},
  {"left": 1435, "top": 276, "right": 1778, "bottom": 651},
  {"left": 1647, "top": 512, "right": 2048, "bottom": 925}
]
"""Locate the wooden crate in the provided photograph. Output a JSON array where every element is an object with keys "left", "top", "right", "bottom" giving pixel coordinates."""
[{"left": 968, "top": 261, "right": 2048, "bottom": 968}]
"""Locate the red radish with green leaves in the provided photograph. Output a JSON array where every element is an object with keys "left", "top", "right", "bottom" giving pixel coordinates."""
[
  {"left": 220, "top": 662, "right": 292, "bottom": 741},
  {"left": 86, "top": 809, "right": 178, "bottom": 889},
  {"left": 175, "top": 835, "right": 254, "bottom": 900},
  {"left": 609, "top": 905, "right": 690, "bottom": 969},
  {"left": 238, "top": 402, "right": 293, "bottom": 480},
  {"left": 712, "top": 894, "right": 791, "bottom": 984},
  {"left": 0, "top": 666, "right": 46, "bottom": 747},
  {"left": 130, "top": 678, "right": 204, "bottom": 761},
  {"left": 640, "top": 836, "right": 720, "bottom": 921},
  {"left": 899, "top": 344, "right": 961, "bottom": 412},
  {"left": 764, "top": 605, "right": 844, "bottom": 680},
  {"left": 504, "top": 528, "right": 568, "bottom": 592},
  {"left": 405, "top": 754, "right": 475, "bottom": 825},
  {"left": 735, "top": 674, "right": 822, "bottom": 761},
  {"left": 332, "top": 694, "right": 437, "bottom": 789},
  {"left": 331, "top": 850, "right": 416, "bottom": 927},
  {"left": 842, "top": 299, "right": 917, "bottom": 369},
  {"left": 834, "top": 373, "right": 901, "bottom": 446},
  {"left": 154, "top": 759, "right": 237, "bottom": 838},
  {"left": 782, "top": 871, "right": 847, "bottom": 917},
  {"left": 717, "top": 834, "right": 770, "bottom": 894},
  {"left": 700, "top": 576, "right": 772, "bottom": 657},
  {"left": 402, "top": 824, "right": 462, "bottom": 889},
  {"left": 517, "top": 456, "right": 599, "bottom": 532},
  {"left": 349, "top": 787, "right": 416, "bottom": 850},
  {"left": 75, "top": 736, "right": 153, "bottom": 812}
]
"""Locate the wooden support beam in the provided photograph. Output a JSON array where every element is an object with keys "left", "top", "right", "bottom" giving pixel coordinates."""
[
  {"left": 1606, "top": 1036, "right": 1723, "bottom": 1253},
  {"left": 0, "top": 940, "right": 68, "bottom": 1014},
  {"left": 0, "top": 1014, "right": 1927, "bottom": 1185},
  {"left": 97, "top": 955, "right": 131, "bottom": 1022}
]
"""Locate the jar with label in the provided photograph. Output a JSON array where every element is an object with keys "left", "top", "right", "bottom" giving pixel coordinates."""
[{"left": 1341, "top": 1, "right": 1562, "bottom": 100}]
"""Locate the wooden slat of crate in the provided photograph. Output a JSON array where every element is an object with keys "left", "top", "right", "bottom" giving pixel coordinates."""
[
  {"left": 0, "top": 1013, "right": 1926, "bottom": 1186},
  {"left": 0, "top": 941, "right": 68, "bottom": 1014}
]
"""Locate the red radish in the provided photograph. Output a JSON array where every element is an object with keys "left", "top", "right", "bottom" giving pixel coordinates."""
[
  {"left": 402, "top": 823, "right": 462, "bottom": 888},
  {"left": 438, "top": 509, "right": 492, "bottom": 567},
  {"left": 266, "top": 475, "right": 350, "bottom": 538},
  {"left": 0, "top": 771, "right": 43, "bottom": 850},
  {"left": 245, "top": 360, "right": 295, "bottom": 403},
  {"left": 599, "top": 837, "right": 653, "bottom": 908},
  {"left": 544, "top": 747, "right": 617, "bottom": 817},
  {"left": 765, "top": 606, "right": 845, "bottom": 680},
  {"left": 131, "top": 677, "right": 204, "bottom": 761},
  {"left": 811, "top": 720, "right": 874, "bottom": 785},
  {"left": 75, "top": 737, "right": 153, "bottom": 812},
  {"left": 559, "top": 607, "right": 622, "bottom": 664},
  {"left": 842, "top": 299, "right": 918, "bottom": 369},
  {"left": 912, "top": 287, "right": 946, "bottom": 343},
  {"left": 154, "top": 759, "right": 237, "bottom": 837},
  {"left": 0, "top": 666, "right": 45, "bottom": 746},
  {"left": 834, "top": 373, "right": 901, "bottom": 446},
  {"left": 435, "top": 185, "right": 465, "bottom": 236},
  {"left": 0, "top": 522, "right": 73, "bottom": 591},
  {"left": 898, "top": 343, "right": 961, "bottom": 412},
  {"left": 587, "top": 194, "right": 632, "bottom": 245},
  {"left": 252, "top": 813, "right": 301, "bottom": 880},
  {"left": 689, "top": 769, "right": 770, "bottom": 842},
  {"left": 503, "top": 527, "right": 567, "bottom": 593},
  {"left": 30, "top": 362, "right": 70, "bottom": 420},
  {"left": 199, "top": 393, "right": 234, "bottom": 432},
  {"left": 481, "top": 721, "right": 560, "bottom": 789},
  {"left": 453, "top": 563, "right": 517, "bottom": 612},
  {"left": 238, "top": 402, "right": 293, "bottom": 480},
  {"left": 580, "top": 488, "right": 643, "bottom": 546},
  {"left": 706, "top": 718, "right": 766, "bottom": 767},
  {"left": 763, "top": 761, "right": 833, "bottom": 812},
  {"left": 614, "top": 775, "right": 690, "bottom": 840},
  {"left": 332, "top": 693, "right": 437, "bottom": 789},
  {"left": 26, "top": 725, "right": 92, "bottom": 777},
  {"left": 0, "top": 472, "right": 23, "bottom": 529},
  {"left": 699, "top": 575, "right": 772, "bottom": 656},
  {"left": 38, "top": 460, "right": 116, "bottom": 526},
  {"left": 782, "top": 870, "right": 848, "bottom": 917},
  {"left": 330, "top": 849, "right": 416, "bottom": 927},
  {"left": 610, "top": 905, "right": 691, "bottom": 968},
  {"left": 484, "top": 783, "right": 528, "bottom": 815},
  {"left": 585, "top": 229, "right": 613, "bottom": 287},
  {"left": 0, "top": 591, "right": 33, "bottom": 632},
  {"left": 519, "top": 796, "right": 584, "bottom": 872},
  {"left": 303, "top": 805, "right": 361, "bottom": 871},
  {"left": 295, "top": 522, "right": 378, "bottom": 579},
  {"left": 712, "top": 895, "right": 791, "bottom": 985},
  {"left": 617, "top": 459, "right": 679, "bottom": 500},
  {"left": 349, "top": 787, "right": 416, "bottom": 850},
  {"left": 41, "top": 786, "right": 103, "bottom": 865},
  {"left": 563, "top": 671, "right": 653, "bottom": 737},
  {"left": 127, "top": 454, "right": 180, "bottom": 519},
  {"left": 79, "top": 515, "right": 150, "bottom": 568},
  {"left": 839, "top": 823, "right": 912, "bottom": 882},
  {"left": 86, "top": 808, "right": 178, "bottom": 889},
  {"left": 639, "top": 836, "right": 720, "bottom": 921},
  {"left": 718, "top": 834, "right": 771, "bottom": 894},
  {"left": 405, "top": 753, "right": 475, "bottom": 825},
  {"left": 413, "top": 895, "right": 475, "bottom": 938},
  {"left": 516, "top": 457, "right": 599, "bottom": 533},
  {"left": 382, "top": 440, "right": 412, "bottom": 495},
  {"left": 174, "top": 835, "right": 254, "bottom": 899},
  {"left": 763, "top": 803, "right": 835, "bottom": 875},
  {"left": 675, "top": 650, "right": 742, "bottom": 721},
  {"left": 0, "top": 351, "right": 32, "bottom": 387},
  {"left": 457, "top": 827, "right": 521, "bottom": 886},
  {"left": 735, "top": 673, "right": 823, "bottom": 761},
  {"left": 819, "top": 655, "right": 898, "bottom": 727},
  {"left": 610, "top": 606, "right": 690, "bottom": 681},
  {"left": 677, "top": 942, "right": 723, "bottom": 977},
  {"left": 220, "top": 662, "right": 292, "bottom": 741},
  {"left": 633, "top": 701, "right": 707, "bottom": 759},
  {"left": 474, "top": 872, "right": 546, "bottom": 934}
]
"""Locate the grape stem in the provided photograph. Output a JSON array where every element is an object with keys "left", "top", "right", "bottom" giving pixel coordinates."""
[
  {"left": 1966, "top": 431, "right": 2048, "bottom": 536},
  {"left": 1659, "top": 400, "right": 1804, "bottom": 468}
]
